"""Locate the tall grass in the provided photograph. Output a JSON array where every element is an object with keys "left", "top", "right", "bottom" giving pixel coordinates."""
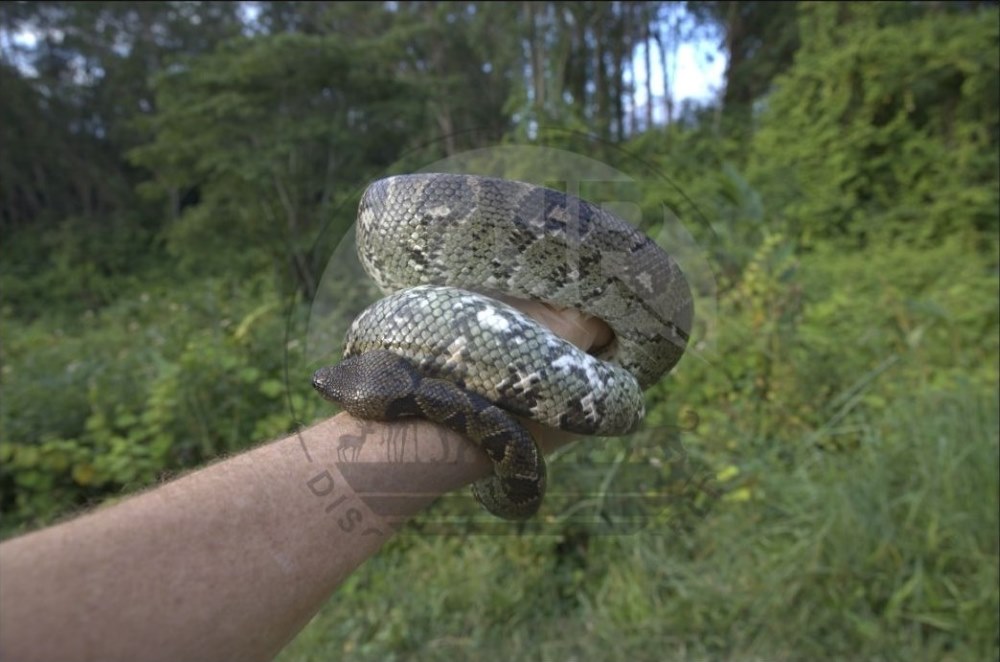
[{"left": 278, "top": 388, "right": 999, "bottom": 662}]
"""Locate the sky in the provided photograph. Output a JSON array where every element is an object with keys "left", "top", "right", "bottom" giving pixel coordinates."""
[
  {"left": 652, "top": 41, "right": 726, "bottom": 105},
  {"left": 630, "top": 34, "right": 727, "bottom": 126}
]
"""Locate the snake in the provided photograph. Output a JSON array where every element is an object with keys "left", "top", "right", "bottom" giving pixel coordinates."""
[{"left": 312, "top": 173, "right": 693, "bottom": 519}]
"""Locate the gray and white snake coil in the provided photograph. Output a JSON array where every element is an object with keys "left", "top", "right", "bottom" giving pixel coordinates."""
[{"left": 312, "top": 173, "right": 693, "bottom": 519}]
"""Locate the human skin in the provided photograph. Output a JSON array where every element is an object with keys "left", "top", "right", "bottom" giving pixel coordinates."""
[{"left": 0, "top": 302, "right": 610, "bottom": 662}]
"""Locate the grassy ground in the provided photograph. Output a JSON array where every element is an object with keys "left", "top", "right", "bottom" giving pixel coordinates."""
[{"left": 277, "top": 387, "right": 999, "bottom": 662}]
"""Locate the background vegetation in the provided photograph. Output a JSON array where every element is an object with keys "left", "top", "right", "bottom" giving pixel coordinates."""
[{"left": 1, "top": 2, "right": 997, "bottom": 660}]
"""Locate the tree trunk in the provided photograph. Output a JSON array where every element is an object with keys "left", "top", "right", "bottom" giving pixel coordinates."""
[
  {"left": 525, "top": 2, "right": 545, "bottom": 114},
  {"left": 653, "top": 22, "right": 673, "bottom": 127},
  {"left": 644, "top": 6, "right": 653, "bottom": 130},
  {"left": 594, "top": 16, "right": 609, "bottom": 140}
]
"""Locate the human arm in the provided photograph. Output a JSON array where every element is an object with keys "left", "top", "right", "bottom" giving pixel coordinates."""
[
  {"left": 0, "top": 302, "right": 608, "bottom": 662},
  {"left": 1, "top": 414, "right": 481, "bottom": 662}
]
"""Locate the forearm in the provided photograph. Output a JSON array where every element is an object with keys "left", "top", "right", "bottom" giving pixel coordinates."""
[
  {"left": 0, "top": 299, "right": 594, "bottom": 662},
  {"left": 0, "top": 415, "right": 497, "bottom": 662}
]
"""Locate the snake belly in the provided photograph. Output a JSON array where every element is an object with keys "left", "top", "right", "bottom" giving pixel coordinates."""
[{"left": 312, "top": 173, "right": 693, "bottom": 519}]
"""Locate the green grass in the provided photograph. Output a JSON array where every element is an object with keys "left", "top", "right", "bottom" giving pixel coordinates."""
[{"left": 277, "top": 388, "right": 999, "bottom": 662}]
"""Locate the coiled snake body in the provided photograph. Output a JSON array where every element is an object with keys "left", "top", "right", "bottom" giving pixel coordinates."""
[{"left": 312, "top": 173, "right": 693, "bottom": 519}]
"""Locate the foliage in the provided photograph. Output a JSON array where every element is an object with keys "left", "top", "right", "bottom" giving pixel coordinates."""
[
  {"left": 748, "top": 3, "right": 1000, "bottom": 245},
  {"left": 0, "top": 209, "right": 161, "bottom": 320},
  {"left": 277, "top": 388, "right": 999, "bottom": 662},
  {"left": 0, "top": 275, "right": 320, "bottom": 529},
  {"left": 655, "top": 232, "right": 999, "bottom": 462},
  {"left": 1, "top": 2, "right": 998, "bottom": 660},
  {"left": 129, "top": 33, "right": 426, "bottom": 297},
  {"left": 0, "top": 1, "right": 244, "bottom": 232},
  {"left": 686, "top": 1, "right": 801, "bottom": 121}
]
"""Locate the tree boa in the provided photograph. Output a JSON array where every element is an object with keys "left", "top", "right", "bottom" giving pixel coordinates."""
[{"left": 313, "top": 173, "right": 693, "bottom": 519}]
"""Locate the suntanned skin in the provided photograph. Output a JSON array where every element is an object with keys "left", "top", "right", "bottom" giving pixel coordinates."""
[{"left": 0, "top": 302, "right": 610, "bottom": 662}]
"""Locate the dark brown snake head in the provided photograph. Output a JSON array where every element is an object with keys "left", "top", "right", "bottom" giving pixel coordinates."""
[{"left": 312, "top": 350, "right": 420, "bottom": 420}]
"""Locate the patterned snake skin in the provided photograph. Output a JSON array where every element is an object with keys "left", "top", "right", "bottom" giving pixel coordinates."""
[{"left": 312, "top": 173, "right": 693, "bottom": 519}]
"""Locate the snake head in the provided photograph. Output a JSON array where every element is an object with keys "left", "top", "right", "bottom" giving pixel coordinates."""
[{"left": 311, "top": 349, "right": 421, "bottom": 420}]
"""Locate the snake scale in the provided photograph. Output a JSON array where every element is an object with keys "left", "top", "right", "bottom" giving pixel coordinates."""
[{"left": 312, "top": 173, "right": 693, "bottom": 519}]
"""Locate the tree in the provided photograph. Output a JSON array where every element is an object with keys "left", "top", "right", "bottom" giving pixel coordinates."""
[
  {"left": 686, "top": 0, "right": 800, "bottom": 129},
  {"left": 130, "top": 33, "right": 427, "bottom": 297},
  {"left": 748, "top": 3, "right": 999, "bottom": 245},
  {"left": 0, "top": 1, "right": 243, "bottom": 231}
]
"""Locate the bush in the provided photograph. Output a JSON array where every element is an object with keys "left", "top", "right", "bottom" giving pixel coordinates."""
[
  {"left": 0, "top": 275, "right": 317, "bottom": 533},
  {"left": 748, "top": 4, "right": 999, "bottom": 246}
]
